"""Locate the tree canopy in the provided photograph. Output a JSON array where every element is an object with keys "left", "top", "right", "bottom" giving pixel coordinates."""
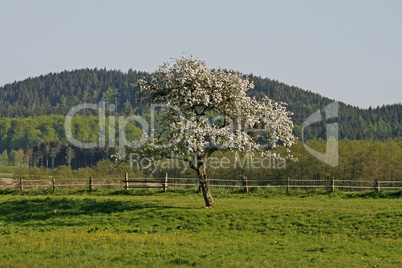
[{"left": 129, "top": 56, "right": 295, "bottom": 207}]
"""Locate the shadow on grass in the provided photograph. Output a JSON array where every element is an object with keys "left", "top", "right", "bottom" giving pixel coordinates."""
[
  {"left": 0, "top": 187, "right": 201, "bottom": 196},
  {"left": 0, "top": 197, "right": 185, "bottom": 226},
  {"left": 345, "top": 190, "right": 402, "bottom": 199}
]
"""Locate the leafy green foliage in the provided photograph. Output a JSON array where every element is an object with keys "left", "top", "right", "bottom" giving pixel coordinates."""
[
  {"left": 149, "top": 139, "right": 402, "bottom": 183},
  {"left": 0, "top": 115, "right": 142, "bottom": 169},
  {"left": 1, "top": 138, "right": 400, "bottom": 183},
  {"left": 0, "top": 69, "right": 400, "bottom": 140}
]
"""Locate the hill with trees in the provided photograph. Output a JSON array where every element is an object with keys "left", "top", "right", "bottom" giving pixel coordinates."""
[
  {"left": 0, "top": 69, "right": 400, "bottom": 180},
  {"left": 0, "top": 68, "right": 400, "bottom": 140}
]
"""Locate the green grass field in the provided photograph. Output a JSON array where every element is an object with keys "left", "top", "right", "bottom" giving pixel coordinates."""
[
  {"left": 0, "top": 173, "right": 14, "bottom": 179},
  {"left": 0, "top": 188, "right": 401, "bottom": 267}
]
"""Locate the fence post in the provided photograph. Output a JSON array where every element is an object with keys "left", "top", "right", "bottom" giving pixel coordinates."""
[
  {"left": 163, "top": 173, "right": 168, "bottom": 192},
  {"left": 286, "top": 177, "right": 290, "bottom": 194},
  {"left": 89, "top": 177, "right": 93, "bottom": 191},
  {"left": 124, "top": 173, "right": 128, "bottom": 190},
  {"left": 52, "top": 177, "right": 56, "bottom": 192},
  {"left": 332, "top": 177, "right": 335, "bottom": 192},
  {"left": 375, "top": 178, "right": 380, "bottom": 193},
  {"left": 243, "top": 176, "right": 249, "bottom": 193},
  {"left": 19, "top": 178, "right": 23, "bottom": 191}
]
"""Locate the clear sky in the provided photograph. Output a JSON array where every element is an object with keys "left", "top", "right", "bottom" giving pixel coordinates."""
[{"left": 1, "top": 0, "right": 401, "bottom": 108}]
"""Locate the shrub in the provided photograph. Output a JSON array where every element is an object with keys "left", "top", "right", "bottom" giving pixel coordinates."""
[{"left": 54, "top": 165, "right": 73, "bottom": 180}]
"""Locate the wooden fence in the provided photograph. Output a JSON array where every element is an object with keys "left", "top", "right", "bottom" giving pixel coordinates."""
[{"left": 1, "top": 174, "right": 401, "bottom": 193}]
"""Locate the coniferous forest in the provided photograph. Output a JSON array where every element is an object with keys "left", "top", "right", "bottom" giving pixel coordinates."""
[
  {"left": 0, "top": 69, "right": 400, "bottom": 181},
  {"left": 0, "top": 68, "right": 400, "bottom": 140}
]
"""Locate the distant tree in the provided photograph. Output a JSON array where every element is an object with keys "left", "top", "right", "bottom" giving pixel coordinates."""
[
  {"left": 34, "top": 138, "right": 45, "bottom": 167},
  {"left": 102, "top": 87, "right": 119, "bottom": 108},
  {"left": 44, "top": 142, "right": 51, "bottom": 168},
  {"left": 130, "top": 56, "right": 295, "bottom": 207},
  {"left": 13, "top": 167, "right": 29, "bottom": 179},
  {"left": 49, "top": 141, "right": 62, "bottom": 169},
  {"left": 9, "top": 149, "right": 24, "bottom": 167},
  {"left": 363, "top": 151, "right": 386, "bottom": 180},
  {"left": 123, "top": 99, "right": 133, "bottom": 115},
  {"left": 65, "top": 146, "right": 75, "bottom": 167},
  {"left": 24, "top": 147, "right": 33, "bottom": 168},
  {"left": 0, "top": 150, "right": 8, "bottom": 166}
]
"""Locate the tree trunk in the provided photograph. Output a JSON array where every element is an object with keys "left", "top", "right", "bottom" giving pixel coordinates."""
[{"left": 197, "top": 161, "right": 214, "bottom": 207}]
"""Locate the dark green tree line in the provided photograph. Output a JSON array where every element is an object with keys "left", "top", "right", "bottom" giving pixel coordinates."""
[{"left": 0, "top": 69, "right": 400, "bottom": 140}]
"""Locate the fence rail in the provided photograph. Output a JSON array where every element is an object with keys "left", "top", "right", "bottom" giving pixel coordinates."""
[{"left": 1, "top": 174, "right": 401, "bottom": 193}]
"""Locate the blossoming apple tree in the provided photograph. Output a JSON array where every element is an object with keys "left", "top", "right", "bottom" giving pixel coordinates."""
[{"left": 128, "top": 56, "right": 295, "bottom": 207}]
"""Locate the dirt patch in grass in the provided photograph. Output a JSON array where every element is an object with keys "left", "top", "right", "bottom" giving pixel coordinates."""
[{"left": 0, "top": 178, "right": 16, "bottom": 187}]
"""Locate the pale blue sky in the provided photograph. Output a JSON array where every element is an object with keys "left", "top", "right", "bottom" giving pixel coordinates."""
[{"left": 1, "top": 0, "right": 401, "bottom": 108}]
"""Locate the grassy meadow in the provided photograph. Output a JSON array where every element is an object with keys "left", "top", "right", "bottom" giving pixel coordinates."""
[{"left": 0, "top": 188, "right": 401, "bottom": 267}]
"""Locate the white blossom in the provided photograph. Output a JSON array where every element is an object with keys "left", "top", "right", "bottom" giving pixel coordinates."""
[{"left": 133, "top": 56, "right": 295, "bottom": 160}]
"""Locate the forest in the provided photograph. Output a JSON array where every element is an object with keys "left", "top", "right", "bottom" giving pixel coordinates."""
[
  {"left": 1, "top": 138, "right": 400, "bottom": 184},
  {"left": 0, "top": 69, "right": 400, "bottom": 181},
  {"left": 0, "top": 68, "right": 400, "bottom": 140}
]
